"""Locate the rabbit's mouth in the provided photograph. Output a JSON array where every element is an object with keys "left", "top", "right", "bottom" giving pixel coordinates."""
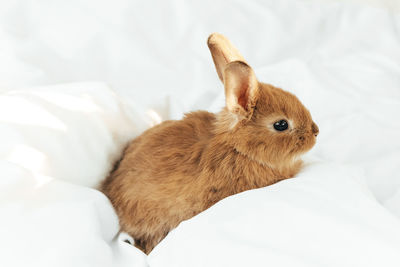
[{"left": 290, "top": 134, "right": 317, "bottom": 156}]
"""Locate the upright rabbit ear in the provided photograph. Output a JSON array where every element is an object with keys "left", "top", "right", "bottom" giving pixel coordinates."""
[
  {"left": 207, "top": 33, "right": 258, "bottom": 117},
  {"left": 224, "top": 61, "right": 258, "bottom": 117},
  {"left": 207, "top": 33, "right": 246, "bottom": 82}
]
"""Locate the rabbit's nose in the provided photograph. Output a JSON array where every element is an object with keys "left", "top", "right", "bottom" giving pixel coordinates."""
[{"left": 312, "top": 122, "right": 319, "bottom": 137}]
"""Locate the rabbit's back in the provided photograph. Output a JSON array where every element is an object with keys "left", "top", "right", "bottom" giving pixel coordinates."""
[{"left": 101, "top": 111, "right": 216, "bottom": 251}]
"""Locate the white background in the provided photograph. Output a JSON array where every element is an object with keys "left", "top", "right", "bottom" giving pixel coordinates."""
[{"left": 1, "top": 0, "right": 400, "bottom": 266}]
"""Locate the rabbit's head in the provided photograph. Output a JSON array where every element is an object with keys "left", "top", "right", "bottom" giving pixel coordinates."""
[{"left": 208, "top": 33, "right": 318, "bottom": 168}]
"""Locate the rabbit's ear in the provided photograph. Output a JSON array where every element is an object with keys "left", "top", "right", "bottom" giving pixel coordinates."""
[
  {"left": 224, "top": 61, "right": 258, "bottom": 116},
  {"left": 207, "top": 33, "right": 246, "bottom": 82}
]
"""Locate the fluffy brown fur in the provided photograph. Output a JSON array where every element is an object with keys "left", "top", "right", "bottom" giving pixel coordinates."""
[{"left": 101, "top": 33, "right": 319, "bottom": 254}]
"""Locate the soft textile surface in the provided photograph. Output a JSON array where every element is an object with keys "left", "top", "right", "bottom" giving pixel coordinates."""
[
  {"left": 1, "top": 0, "right": 400, "bottom": 266},
  {"left": 0, "top": 82, "right": 147, "bottom": 187},
  {"left": 150, "top": 163, "right": 400, "bottom": 267},
  {"left": 0, "top": 83, "right": 148, "bottom": 267}
]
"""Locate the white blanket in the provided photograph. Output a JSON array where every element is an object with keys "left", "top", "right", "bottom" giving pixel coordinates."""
[
  {"left": 0, "top": 83, "right": 148, "bottom": 267},
  {"left": 150, "top": 163, "right": 400, "bottom": 267},
  {"left": 1, "top": 0, "right": 400, "bottom": 266}
]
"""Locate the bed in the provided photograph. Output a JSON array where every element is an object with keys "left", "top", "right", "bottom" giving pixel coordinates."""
[{"left": 1, "top": 0, "right": 400, "bottom": 266}]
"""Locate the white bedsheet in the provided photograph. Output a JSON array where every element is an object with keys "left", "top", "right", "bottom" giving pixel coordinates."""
[{"left": 1, "top": 0, "right": 400, "bottom": 266}]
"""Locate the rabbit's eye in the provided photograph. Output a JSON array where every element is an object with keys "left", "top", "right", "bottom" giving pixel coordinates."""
[{"left": 273, "top": 120, "right": 288, "bottom": 131}]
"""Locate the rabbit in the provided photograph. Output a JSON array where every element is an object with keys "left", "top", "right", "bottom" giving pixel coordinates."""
[{"left": 101, "top": 33, "right": 319, "bottom": 254}]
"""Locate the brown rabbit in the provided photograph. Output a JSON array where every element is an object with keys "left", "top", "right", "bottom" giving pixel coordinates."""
[{"left": 101, "top": 33, "right": 319, "bottom": 254}]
